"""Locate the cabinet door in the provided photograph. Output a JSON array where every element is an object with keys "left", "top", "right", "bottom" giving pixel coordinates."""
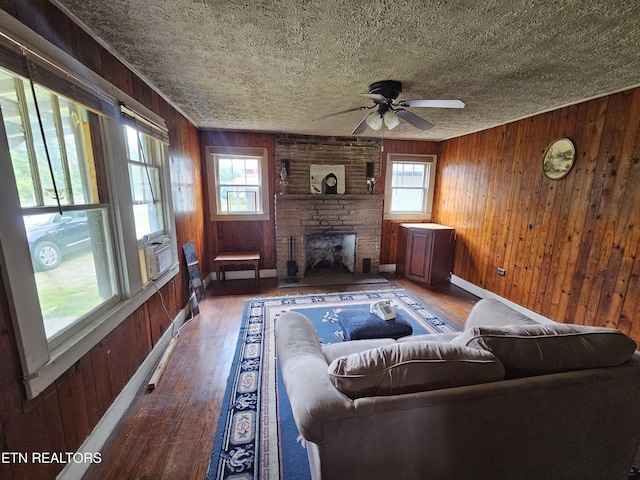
[{"left": 406, "top": 229, "right": 433, "bottom": 283}]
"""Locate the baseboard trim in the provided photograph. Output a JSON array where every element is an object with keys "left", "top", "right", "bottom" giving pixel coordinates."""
[
  {"left": 56, "top": 299, "right": 195, "bottom": 480},
  {"left": 451, "top": 274, "right": 555, "bottom": 325}
]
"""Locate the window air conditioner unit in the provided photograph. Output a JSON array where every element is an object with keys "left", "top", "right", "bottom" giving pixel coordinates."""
[{"left": 145, "top": 235, "right": 172, "bottom": 280}]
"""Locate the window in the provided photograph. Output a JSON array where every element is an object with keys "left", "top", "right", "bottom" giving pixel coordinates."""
[
  {"left": 0, "top": 70, "right": 118, "bottom": 343},
  {"left": 124, "top": 125, "right": 165, "bottom": 240},
  {"left": 0, "top": 30, "right": 178, "bottom": 398},
  {"left": 383, "top": 154, "right": 437, "bottom": 221},
  {"left": 207, "top": 146, "right": 270, "bottom": 221}
]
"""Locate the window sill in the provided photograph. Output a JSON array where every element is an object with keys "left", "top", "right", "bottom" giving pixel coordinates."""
[
  {"left": 383, "top": 213, "right": 432, "bottom": 221},
  {"left": 23, "top": 263, "right": 180, "bottom": 399},
  {"left": 211, "top": 213, "right": 270, "bottom": 221}
]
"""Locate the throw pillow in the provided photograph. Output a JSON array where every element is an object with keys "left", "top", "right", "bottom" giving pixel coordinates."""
[
  {"left": 327, "top": 341, "right": 505, "bottom": 399},
  {"left": 451, "top": 323, "right": 638, "bottom": 378}
]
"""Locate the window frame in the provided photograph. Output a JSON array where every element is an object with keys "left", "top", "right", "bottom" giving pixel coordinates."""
[
  {"left": 0, "top": 23, "right": 179, "bottom": 399},
  {"left": 383, "top": 153, "right": 437, "bottom": 221},
  {"left": 106, "top": 114, "right": 178, "bottom": 291},
  {"left": 206, "top": 146, "right": 270, "bottom": 221},
  {"left": 0, "top": 73, "right": 123, "bottom": 348},
  {"left": 124, "top": 124, "right": 167, "bottom": 241}
]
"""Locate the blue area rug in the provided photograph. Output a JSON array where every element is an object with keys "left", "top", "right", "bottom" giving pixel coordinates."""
[{"left": 206, "top": 289, "right": 459, "bottom": 480}]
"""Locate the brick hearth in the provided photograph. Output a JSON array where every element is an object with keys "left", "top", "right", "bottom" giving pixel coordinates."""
[{"left": 275, "top": 194, "right": 383, "bottom": 279}]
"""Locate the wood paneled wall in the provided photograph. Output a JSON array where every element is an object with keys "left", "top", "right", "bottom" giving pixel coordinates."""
[
  {"left": 435, "top": 87, "right": 640, "bottom": 344},
  {"left": 0, "top": 2, "right": 204, "bottom": 479},
  {"left": 199, "top": 130, "right": 277, "bottom": 269}
]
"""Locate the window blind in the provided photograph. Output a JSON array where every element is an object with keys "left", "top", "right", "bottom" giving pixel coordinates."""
[
  {"left": 120, "top": 103, "right": 169, "bottom": 144},
  {"left": 0, "top": 32, "right": 117, "bottom": 118}
]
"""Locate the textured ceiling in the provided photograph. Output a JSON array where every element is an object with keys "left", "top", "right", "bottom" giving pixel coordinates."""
[{"left": 53, "top": 0, "right": 640, "bottom": 140}]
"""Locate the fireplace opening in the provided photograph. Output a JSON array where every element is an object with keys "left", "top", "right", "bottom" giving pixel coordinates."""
[{"left": 305, "top": 233, "right": 356, "bottom": 275}]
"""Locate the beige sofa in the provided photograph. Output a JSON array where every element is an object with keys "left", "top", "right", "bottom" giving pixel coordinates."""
[{"left": 276, "top": 298, "right": 640, "bottom": 480}]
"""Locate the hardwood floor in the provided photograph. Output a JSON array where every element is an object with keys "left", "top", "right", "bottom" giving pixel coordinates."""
[{"left": 83, "top": 276, "right": 479, "bottom": 479}]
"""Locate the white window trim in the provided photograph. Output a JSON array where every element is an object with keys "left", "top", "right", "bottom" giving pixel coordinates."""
[
  {"left": 0, "top": 17, "right": 179, "bottom": 399},
  {"left": 123, "top": 123, "right": 169, "bottom": 243},
  {"left": 0, "top": 111, "right": 179, "bottom": 400},
  {"left": 108, "top": 117, "right": 179, "bottom": 293},
  {"left": 206, "top": 146, "right": 270, "bottom": 221},
  {"left": 383, "top": 153, "right": 437, "bottom": 221}
]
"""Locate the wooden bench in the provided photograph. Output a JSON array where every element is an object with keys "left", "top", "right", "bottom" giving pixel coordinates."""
[{"left": 213, "top": 251, "right": 260, "bottom": 284}]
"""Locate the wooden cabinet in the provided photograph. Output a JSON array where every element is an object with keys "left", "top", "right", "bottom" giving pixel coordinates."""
[{"left": 396, "top": 224, "right": 455, "bottom": 285}]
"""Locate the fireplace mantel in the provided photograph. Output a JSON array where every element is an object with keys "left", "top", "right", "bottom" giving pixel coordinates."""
[
  {"left": 275, "top": 193, "right": 382, "bottom": 200},
  {"left": 274, "top": 194, "right": 383, "bottom": 279}
]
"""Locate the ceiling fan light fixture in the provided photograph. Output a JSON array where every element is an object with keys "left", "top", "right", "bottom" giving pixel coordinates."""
[
  {"left": 365, "top": 111, "right": 383, "bottom": 130},
  {"left": 383, "top": 110, "right": 400, "bottom": 129},
  {"left": 322, "top": 81, "right": 464, "bottom": 134}
]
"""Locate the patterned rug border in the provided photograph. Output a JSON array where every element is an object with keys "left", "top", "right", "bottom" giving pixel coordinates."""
[{"left": 206, "top": 288, "right": 458, "bottom": 480}]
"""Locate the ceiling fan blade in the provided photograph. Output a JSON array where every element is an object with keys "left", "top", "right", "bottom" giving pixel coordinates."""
[
  {"left": 359, "top": 93, "right": 388, "bottom": 103},
  {"left": 352, "top": 115, "right": 369, "bottom": 135},
  {"left": 399, "top": 99, "right": 465, "bottom": 108},
  {"left": 395, "top": 109, "right": 434, "bottom": 131},
  {"left": 313, "top": 106, "right": 368, "bottom": 120}
]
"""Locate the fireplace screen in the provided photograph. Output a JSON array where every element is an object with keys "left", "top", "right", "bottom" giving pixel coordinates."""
[{"left": 305, "top": 233, "right": 356, "bottom": 274}]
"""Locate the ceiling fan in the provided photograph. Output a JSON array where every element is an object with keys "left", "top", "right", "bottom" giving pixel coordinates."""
[{"left": 316, "top": 80, "right": 465, "bottom": 134}]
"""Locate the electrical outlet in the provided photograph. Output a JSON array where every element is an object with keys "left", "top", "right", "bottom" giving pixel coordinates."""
[{"left": 497, "top": 267, "right": 506, "bottom": 276}]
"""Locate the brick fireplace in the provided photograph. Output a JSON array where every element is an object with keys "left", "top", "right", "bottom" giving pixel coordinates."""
[{"left": 275, "top": 194, "right": 383, "bottom": 280}]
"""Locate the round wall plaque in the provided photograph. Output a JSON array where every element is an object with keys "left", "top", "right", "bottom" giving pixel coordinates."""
[{"left": 542, "top": 138, "right": 575, "bottom": 180}]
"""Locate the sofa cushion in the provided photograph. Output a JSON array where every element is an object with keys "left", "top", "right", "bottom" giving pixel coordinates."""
[
  {"left": 451, "top": 323, "right": 638, "bottom": 378},
  {"left": 326, "top": 341, "right": 505, "bottom": 399}
]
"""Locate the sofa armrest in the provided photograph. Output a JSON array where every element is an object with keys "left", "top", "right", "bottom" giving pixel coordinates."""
[
  {"left": 465, "top": 298, "right": 539, "bottom": 329},
  {"left": 275, "top": 312, "right": 355, "bottom": 443}
]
